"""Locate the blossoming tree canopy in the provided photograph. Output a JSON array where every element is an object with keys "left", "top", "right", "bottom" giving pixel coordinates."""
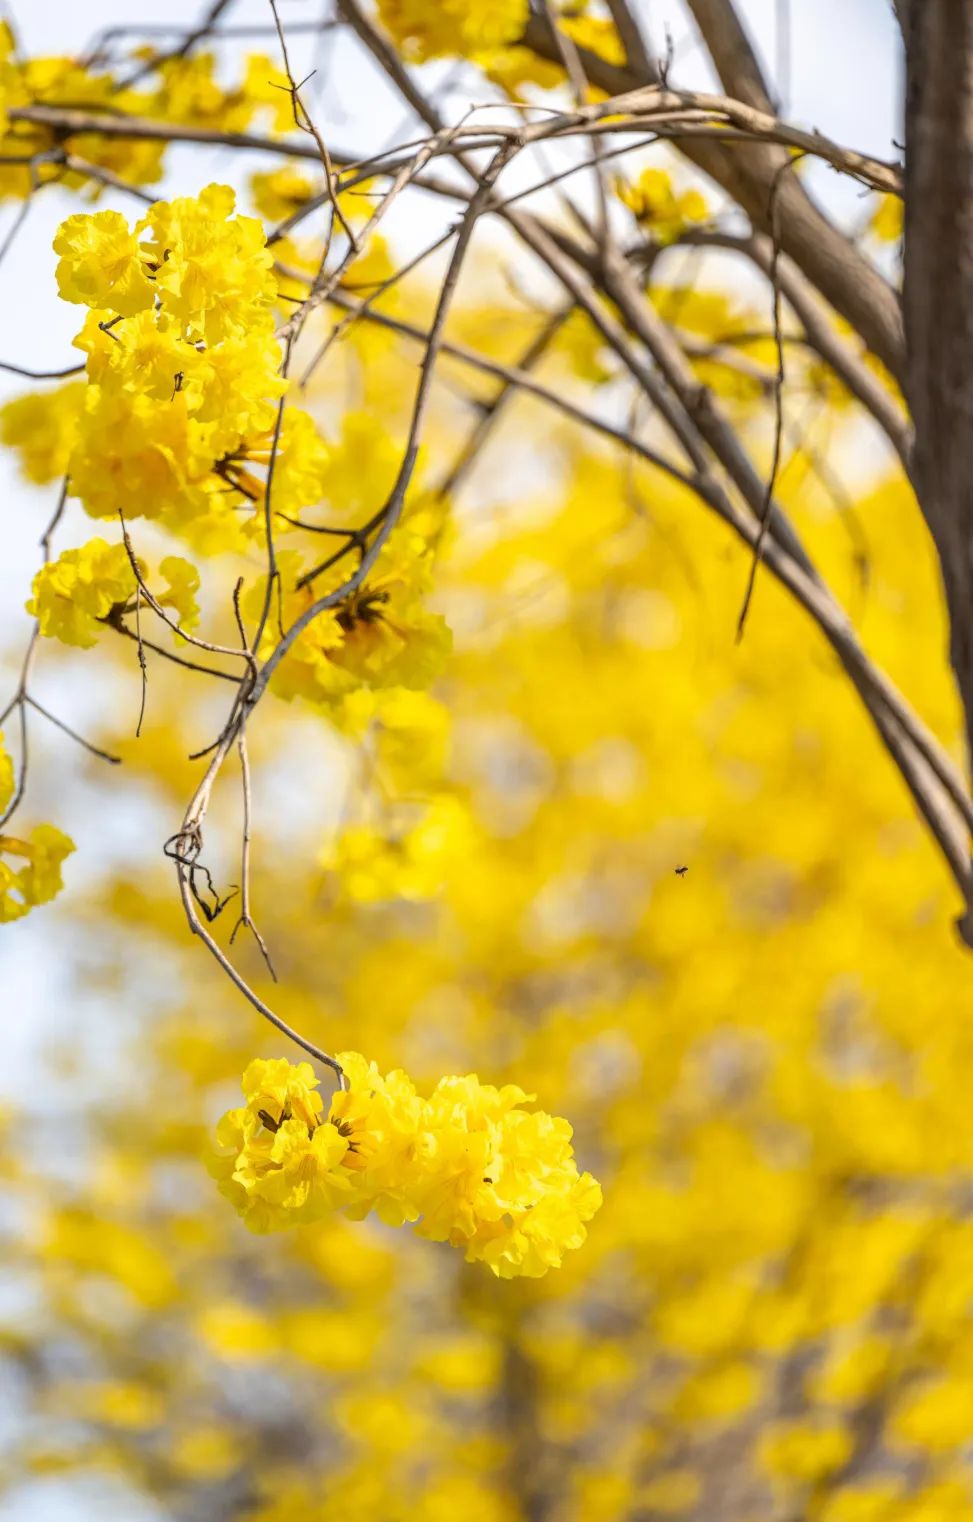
[{"left": 5, "top": 1, "right": 973, "bottom": 1518}]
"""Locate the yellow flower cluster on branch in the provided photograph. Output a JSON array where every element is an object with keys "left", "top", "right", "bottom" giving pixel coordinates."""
[
  {"left": 27, "top": 538, "right": 199, "bottom": 648},
  {"left": 0, "top": 824, "right": 75, "bottom": 922},
  {"left": 0, "top": 733, "right": 74, "bottom": 922},
  {"left": 0, "top": 383, "right": 85, "bottom": 485},
  {"left": 210, "top": 1055, "right": 602, "bottom": 1278},
  {"left": 0, "top": 28, "right": 302, "bottom": 202},
  {"left": 32, "top": 186, "right": 331, "bottom": 535},
  {"left": 246, "top": 534, "right": 452, "bottom": 710}
]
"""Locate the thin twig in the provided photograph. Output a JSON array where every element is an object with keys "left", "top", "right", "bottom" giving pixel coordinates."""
[
  {"left": 298, "top": 221, "right": 458, "bottom": 387},
  {"left": 105, "top": 615, "right": 241, "bottom": 683},
  {"left": 736, "top": 156, "right": 797, "bottom": 639},
  {"left": 268, "top": 0, "right": 357, "bottom": 254},
  {"left": 117, "top": 511, "right": 257, "bottom": 670},
  {"left": 25, "top": 695, "right": 121, "bottom": 765},
  {"left": 134, "top": 583, "right": 148, "bottom": 738},
  {"left": 112, "top": 0, "right": 236, "bottom": 91},
  {"left": 229, "top": 735, "right": 278, "bottom": 980},
  {"left": 0, "top": 359, "right": 84, "bottom": 380}
]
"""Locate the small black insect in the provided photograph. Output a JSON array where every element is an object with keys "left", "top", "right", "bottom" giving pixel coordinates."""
[{"left": 674, "top": 865, "right": 689, "bottom": 877}]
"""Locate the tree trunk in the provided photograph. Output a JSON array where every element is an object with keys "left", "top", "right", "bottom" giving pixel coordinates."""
[{"left": 904, "top": 5, "right": 973, "bottom": 790}]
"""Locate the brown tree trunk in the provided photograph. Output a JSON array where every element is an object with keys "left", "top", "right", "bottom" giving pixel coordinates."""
[{"left": 904, "top": 4, "right": 973, "bottom": 785}]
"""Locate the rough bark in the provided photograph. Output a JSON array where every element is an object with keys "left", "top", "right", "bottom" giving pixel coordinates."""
[{"left": 904, "top": 5, "right": 973, "bottom": 783}]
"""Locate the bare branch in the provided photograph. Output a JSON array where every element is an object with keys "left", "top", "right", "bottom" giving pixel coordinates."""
[
  {"left": 668, "top": 230, "right": 913, "bottom": 469},
  {"left": 24, "top": 695, "right": 121, "bottom": 766},
  {"left": 683, "top": 0, "right": 778, "bottom": 112},
  {"left": 519, "top": 8, "right": 906, "bottom": 381},
  {"left": 229, "top": 735, "right": 278, "bottom": 981}
]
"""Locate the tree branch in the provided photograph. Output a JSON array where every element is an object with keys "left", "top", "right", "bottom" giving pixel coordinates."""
[{"left": 520, "top": 7, "right": 906, "bottom": 383}]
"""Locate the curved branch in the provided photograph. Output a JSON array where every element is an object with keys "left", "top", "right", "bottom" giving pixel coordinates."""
[
  {"left": 665, "top": 230, "right": 913, "bottom": 470},
  {"left": 519, "top": 8, "right": 906, "bottom": 382}
]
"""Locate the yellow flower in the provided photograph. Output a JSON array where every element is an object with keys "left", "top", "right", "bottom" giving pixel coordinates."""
[
  {"left": 414, "top": 1075, "right": 602, "bottom": 1276},
  {"left": 241, "top": 53, "right": 299, "bottom": 136},
  {"left": 67, "top": 385, "right": 214, "bottom": 524},
  {"left": 0, "top": 732, "right": 13, "bottom": 814},
  {"left": 28, "top": 538, "right": 136, "bottom": 648},
  {"left": 192, "top": 329, "right": 286, "bottom": 450},
  {"left": 210, "top": 1054, "right": 602, "bottom": 1276},
  {"left": 54, "top": 209, "right": 155, "bottom": 315},
  {"left": 153, "top": 51, "right": 255, "bottom": 137},
  {"left": 158, "top": 557, "right": 200, "bottom": 631},
  {"left": 0, "top": 823, "right": 74, "bottom": 921},
  {"left": 376, "top": 0, "right": 528, "bottom": 61},
  {"left": 0, "top": 21, "right": 17, "bottom": 137},
  {"left": 870, "top": 192, "right": 903, "bottom": 244},
  {"left": 67, "top": 295, "right": 288, "bottom": 524},
  {"left": 325, "top": 535, "right": 452, "bottom": 691},
  {"left": 242, "top": 1056, "right": 324, "bottom": 1133},
  {"left": 241, "top": 552, "right": 345, "bottom": 706},
  {"left": 0, "top": 51, "right": 165, "bottom": 200},
  {"left": 76, "top": 306, "right": 194, "bottom": 401},
  {"left": 28, "top": 540, "right": 200, "bottom": 646},
  {"left": 250, "top": 164, "right": 318, "bottom": 223},
  {"left": 561, "top": 14, "right": 626, "bottom": 67},
  {"left": 209, "top": 1058, "right": 354, "bottom": 1233},
  {"left": 330, "top": 1051, "right": 426, "bottom": 1225},
  {"left": 264, "top": 407, "right": 332, "bottom": 519},
  {"left": 0, "top": 381, "right": 84, "bottom": 485},
  {"left": 140, "top": 183, "right": 277, "bottom": 343},
  {"left": 616, "top": 167, "right": 710, "bottom": 244},
  {"left": 247, "top": 531, "right": 450, "bottom": 711}
]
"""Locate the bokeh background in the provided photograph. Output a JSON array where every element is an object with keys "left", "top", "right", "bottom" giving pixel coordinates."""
[{"left": 8, "top": 5, "right": 973, "bottom": 1521}]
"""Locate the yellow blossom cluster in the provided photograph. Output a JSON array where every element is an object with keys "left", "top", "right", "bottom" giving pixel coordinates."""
[
  {"left": 210, "top": 1055, "right": 602, "bottom": 1277},
  {"left": 246, "top": 534, "right": 452, "bottom": 710},
  {"left": 1, "top": 188, "right": 452, "bottom": 754},
  {"left": 375, "top": 0, "right": 528, "bottom": 61},
  {"left": 0, "top": 25, "right": 299, "bottom": 202},
  {"left": 0, "top": 732, "right": 74, "bottom": 922},
  {"left": 51, "top": 184, "right": 327, "bottom": 532},
  {"left": 0, "top": 382, "right": 85, "bottom": 485},
  {"left": 323, "top": 794, "right": 475, "bottom": 903},
  {"left": 615, "top": 166, "right": 710, "bottom": 244},
  {"left": 27, "top": 538, "right": 199, "bottom": 648}
]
